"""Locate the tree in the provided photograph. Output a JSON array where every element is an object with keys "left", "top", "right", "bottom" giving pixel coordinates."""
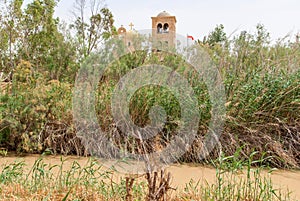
[
  {"left": 203, "top": 24, "right": 227, "bottom": 47},
  {"left": 18, "top": 0, "right": 77, "bottom": 80},
  {"left": 71, "top": 0, "right": 116, "bottom": 59},
  {"left": 0, "top": 0, "right": 23, "bottom": 75}
]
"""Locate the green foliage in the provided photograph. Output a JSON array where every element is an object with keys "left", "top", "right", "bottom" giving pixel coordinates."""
[
  {"left": 0, "top": 0, "right": 116, "bottom": 153},
  {"left": 0, "top": 0, "right": 23, "bottom": 71},
  {"left": 20, "top": 0, "right": 78, "bottom": 80},
  {"left": 0, "top": 0, "right": 299, "bottom": 169},
  {"left": 0, "top": 60, "right": 73, "bottom": 153},
  {"left": 202, "top": 24, "right": 227, "bottom": 47},
  {"left": 0, "top": 161, "right": 24, "bottom": 184},
  {"left": 0, "top": 0, "right": 81, "bottom": 81},
  {"left": 94, "top": 49, "right": 212, "bottom": 157},
  {"left": 70, "top": 1, "right": 117, "bottom": 59}
]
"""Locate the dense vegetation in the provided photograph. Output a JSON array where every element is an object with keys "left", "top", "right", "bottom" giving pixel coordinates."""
[{"left": 0, "top": 0, "right": 299, "bottom": 170}]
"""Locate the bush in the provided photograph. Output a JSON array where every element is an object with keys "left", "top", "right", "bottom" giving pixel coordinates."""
[{"left": 0, "top": 60, "right": 76, "bottom": 154}]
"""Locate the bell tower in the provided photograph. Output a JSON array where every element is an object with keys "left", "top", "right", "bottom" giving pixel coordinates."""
[{"left": 151, "top": 11, "right": 177, "bottom": 50}]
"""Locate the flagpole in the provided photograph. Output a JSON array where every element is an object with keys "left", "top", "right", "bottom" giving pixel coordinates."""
[{"left": 187, "top": 34, "right": 189, "bottom": 47}]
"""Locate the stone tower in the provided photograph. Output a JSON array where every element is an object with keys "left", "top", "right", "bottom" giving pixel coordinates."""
[{"left": 151, "top": 11, "right": 177, "bottom": 50}]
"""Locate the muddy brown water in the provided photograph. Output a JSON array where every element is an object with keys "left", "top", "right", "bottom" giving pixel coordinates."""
[{"left": 0, "top": 154, "right": 299, "bottom": 200}]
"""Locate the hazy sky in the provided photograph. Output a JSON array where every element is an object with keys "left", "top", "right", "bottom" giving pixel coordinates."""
[{"left": 24, "top": 0, "right": 300, "bottom": 42}]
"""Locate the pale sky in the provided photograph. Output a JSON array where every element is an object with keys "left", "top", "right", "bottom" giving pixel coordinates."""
[{"left": 24, "top": 0, "right": 300, "bottom": 42}]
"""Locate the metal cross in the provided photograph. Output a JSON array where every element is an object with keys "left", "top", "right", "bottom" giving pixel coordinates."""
[{"left": 129, "top": 22, "right": 134, "bottom": 30}]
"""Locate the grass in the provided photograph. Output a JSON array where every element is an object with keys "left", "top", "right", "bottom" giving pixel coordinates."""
[
  {"left": 178, "top": 149, "right": 293, "bottom": 201},
  {"left": 0, "top": 157, "right": 141, "bottom": 200},
  {"left": 0, "top": 155, "right": 145, "bottom": 201},
  {"left": 0, "top": 151, "right": 295, "bottom": 201}
]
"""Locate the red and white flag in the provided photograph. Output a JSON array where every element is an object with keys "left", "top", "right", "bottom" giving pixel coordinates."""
[{"left": 187, "top": 35, "right": 194, "bottom": 40}]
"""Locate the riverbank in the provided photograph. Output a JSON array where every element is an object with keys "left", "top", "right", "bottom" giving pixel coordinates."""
[{"left": 0, "top": 154, "right": 299, "bottom": 200}]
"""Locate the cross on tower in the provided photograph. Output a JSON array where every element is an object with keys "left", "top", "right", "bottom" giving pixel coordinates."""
[{"left": 129, "top": 22, "right": 134, "bottom": 30}]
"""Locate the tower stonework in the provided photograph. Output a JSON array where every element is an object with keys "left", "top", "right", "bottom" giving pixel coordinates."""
[{"left": 151, "top": 11, "right": 177, "bottom": 50}]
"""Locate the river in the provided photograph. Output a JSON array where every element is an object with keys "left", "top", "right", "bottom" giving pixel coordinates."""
[{"left": 0, "top": 154, "right": 299, "bottom": 200}]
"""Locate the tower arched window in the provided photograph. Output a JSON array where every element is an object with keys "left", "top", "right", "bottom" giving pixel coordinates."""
[
  {"left": 157, "top": 23, "right": 162, "bottom": 33},
  {"left": 163, "top": 23, "right": 169, "bottom": 33}
]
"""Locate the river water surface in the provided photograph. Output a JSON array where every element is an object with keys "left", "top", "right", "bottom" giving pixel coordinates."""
[{"left": 1, "top": 154, "right": 299, "bottom": 200}]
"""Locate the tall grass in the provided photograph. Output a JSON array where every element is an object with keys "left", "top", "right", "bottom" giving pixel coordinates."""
[
  {"left": 94, "top": 32, "right": 300, "bottom": 168},
  {"left": 177, "top": 149, "right": 293, "bottom": 201},
  {"left": 0, "top": 156, "right": 146, "bottom": 200},
  {"left": 0, "top": 153, "right": 294, "bottom": 200}
]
